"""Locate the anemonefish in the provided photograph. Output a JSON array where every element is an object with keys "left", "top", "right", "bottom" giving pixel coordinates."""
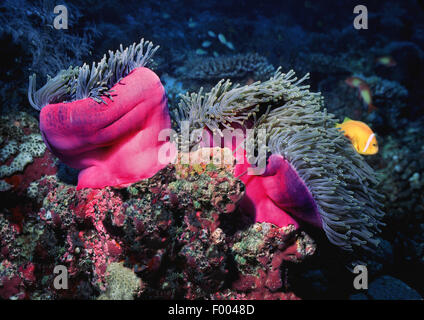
[
  {"left": 345, "top": 76, "right": 377, "bottom": 113},
  {"left": 376, "top": 56, "right": 397, "bottom": 67},
  {"left": 345, "top": 76, "right": 366, "bottom": 89},
  {"left": 336, "top": 117, "right": 378, "bottom": 155},
  {"left": 358, "top": 83, "right": 378, "bottom": 113}
]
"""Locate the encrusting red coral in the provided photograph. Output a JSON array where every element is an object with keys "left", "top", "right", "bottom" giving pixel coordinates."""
[{"left": 0, "top": 156, "right": 316, "bottom": 299}]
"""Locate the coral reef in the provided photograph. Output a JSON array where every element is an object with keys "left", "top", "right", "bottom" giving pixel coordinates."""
[
  {"left": 176, "top": 53, "right": 274, "bottom": 82},
  {"left": 375, "top": 121, "right": 424, "bottom": 292},
  {"left": 352, "top": 75, "right": 408, "bottom": 131},
  {"left": 0, "top": 112, "right": 56, "bottom": 195},
  {"left": 229, "top": 223, "right": 315, "bottom": 299},
  {"left": 0, "top": 154, "right": 314, "bottom": 299},
  {"left": 295, "top": 51, "right": 373, "bottom": 76},
  {"left": 98, "top": 262, "right": 143, "bottom": 300}
]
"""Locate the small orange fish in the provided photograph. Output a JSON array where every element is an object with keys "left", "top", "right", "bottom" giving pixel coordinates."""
[
  {"left": 336, "top": 117, "right": 378, "bottom": 155},
  {"left": 376, "top": 56, "right": 397, "bottom": 67},
  {"left": 345, "top": 76, "right": 377, "bottom": 113},
  {"left": 345, "top": 76, "right": 366, "bottom": 89},
  {"left": 358, "top": 83, "right": 377, "bottom": 113}
]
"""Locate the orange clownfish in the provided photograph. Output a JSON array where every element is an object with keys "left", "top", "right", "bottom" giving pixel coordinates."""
[
  {"left": 336, "top": 117, "right": 378, "bottom": 155},
  {"left": 376, "top": 56, "right": 397, "bottom": 67}
]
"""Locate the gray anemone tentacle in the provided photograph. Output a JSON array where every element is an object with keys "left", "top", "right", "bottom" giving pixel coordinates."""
[
  {"left": 175, "top": 67, "right": 385, "bottom": 252},
  {"left": 28, "top": 38, "right": 159, "bottom": 110}
]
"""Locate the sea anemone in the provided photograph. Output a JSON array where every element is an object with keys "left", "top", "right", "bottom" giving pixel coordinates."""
[
  {"left": 27, "top": 39, "right": 173, "bottom": 189},
  {"left": 175, "top": 68, "right": 385, "bottom": 252}
]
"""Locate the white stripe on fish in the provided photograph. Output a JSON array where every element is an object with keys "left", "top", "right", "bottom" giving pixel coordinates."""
[{"left": 362, "top": 133, "right": 375, "bottom": 153}]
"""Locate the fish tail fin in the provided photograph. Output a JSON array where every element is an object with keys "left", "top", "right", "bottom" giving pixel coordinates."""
[{"left": 368, "top": 104, "right": 378, "bottom": 113}]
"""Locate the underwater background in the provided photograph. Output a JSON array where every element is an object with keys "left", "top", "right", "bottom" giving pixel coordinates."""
[{"left": 0, "top": 0, "right": 423, "bottom": 300}]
